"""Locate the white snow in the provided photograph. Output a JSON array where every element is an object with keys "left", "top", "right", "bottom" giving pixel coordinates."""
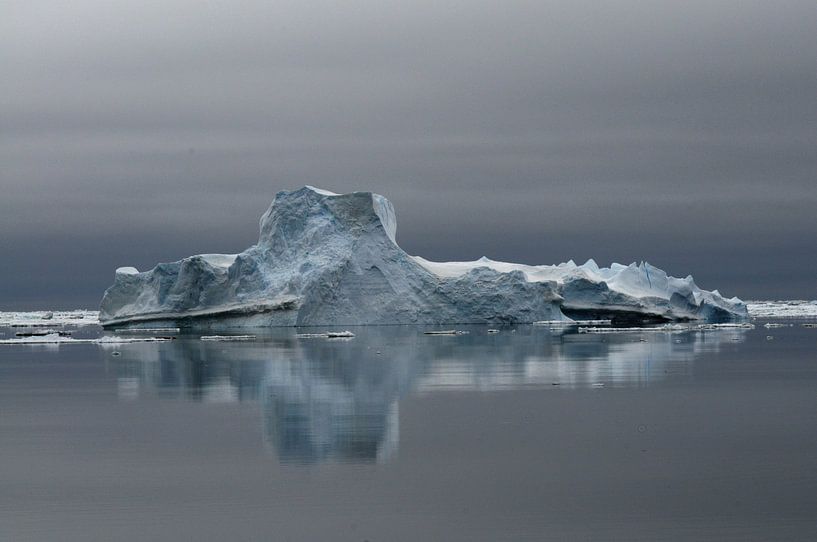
[
  {"left": 413, "top": 256, "right": 701, "bottom": 301},
  {"left": 305, "top": 185, "right": 340, "bottom": 196},
  {"left": 116, "top": 267, "right": 139, "bottom": 275},
  {"left": 199, "top": 254, "right": 238, "bottom": 268},
  {"left": 413, "top": 255, "right": 575, "bottom": 282}
]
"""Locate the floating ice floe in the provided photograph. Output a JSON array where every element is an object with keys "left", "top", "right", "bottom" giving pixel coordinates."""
[
  {"left": 295, "top": 331, "right": 355, "bottom": 339},
  {"left": 533, "top": 320, "right": 575, "bottom": 327},
  {"left": 578, "top": 322, "right": 754, "bottom": 334},
  {"left": 0, "top": 333, "right": 173, "bottom": 345},
  {"left": 326, "top": 331, "right": 355, "bottom": 338},
  {"left": 533, "top": 319, "right": 612, "bottom": 327},
  {"left": 96, "top": 335, "right": 175, "bottom": 344},
  {"left": 117, "top": 327, "right": 181, "bottom": 333},
  {"left": 579, "top": 325, "right": 686, "bottom": 334},
  {"left": 200, "top": 335, "right": 257, "bottom": 341},
  {"left": 695, "top": 323, "right": 755, "bottom": 330},
  {"left": 15, "top": 330, "right": 70, "bottom": 337}
]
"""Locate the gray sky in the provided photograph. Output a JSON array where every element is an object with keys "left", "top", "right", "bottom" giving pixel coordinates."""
[{"left": 2, "top": 0, "right": 816, "bottom": 308}]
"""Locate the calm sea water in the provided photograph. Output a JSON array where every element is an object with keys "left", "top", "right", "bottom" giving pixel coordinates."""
[{"left": 1, "top": 322, "right": 816, "bottom": 541}]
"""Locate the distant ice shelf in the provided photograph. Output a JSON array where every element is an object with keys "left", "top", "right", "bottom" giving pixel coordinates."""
[
  {"left": 746, "top": 300, "right": 817, "bottom": 319},
  {"left": 0, "top": 310, "right": 99, "bottom": 327}
]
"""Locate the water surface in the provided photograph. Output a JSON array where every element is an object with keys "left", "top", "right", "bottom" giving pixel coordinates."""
[{"left": 1, "top": 323, "right": 816, "bottom": 540}]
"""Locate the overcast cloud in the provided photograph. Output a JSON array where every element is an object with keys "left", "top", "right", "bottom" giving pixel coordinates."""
[{"left": 1, "top": 0, "right": 816, "bottom": 308}]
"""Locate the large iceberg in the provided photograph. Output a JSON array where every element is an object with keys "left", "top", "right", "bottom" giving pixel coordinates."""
[{"left": 100, "top": 186, "right": 747, "bottom": 328}]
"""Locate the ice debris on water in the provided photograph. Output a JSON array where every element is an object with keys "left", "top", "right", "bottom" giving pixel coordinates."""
[
  {"left": 326, "top": 331, "right": 355, "bottom": 338},
  {"left": 578, "top": 322, "right": 755, "bottom": 334},
  {"left": 15, "top": 330, "right": 70, "bottom": 337},
  {"left": 117, "top": 328, "right": 181, "bottom": 333},
  {"left": 533, "top": 319, "right": 612, "bottom": 326},
  {"left": 200, "top": 335, "right": 257, "bottom": 341},
  {"left": 295, "top": 331, "right": 355, "bottom": 339},
  {"left": 0, "top": 334, "right": 173, "bottom": 345}
]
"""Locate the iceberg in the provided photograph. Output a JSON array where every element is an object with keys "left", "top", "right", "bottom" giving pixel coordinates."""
[{"left": 99, "top": 186, "right": 747, "bottom": 328}]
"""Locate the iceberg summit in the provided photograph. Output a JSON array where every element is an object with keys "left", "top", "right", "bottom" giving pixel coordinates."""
[{"left": 100, "top": 187, "right": 747, "bottom": 328}]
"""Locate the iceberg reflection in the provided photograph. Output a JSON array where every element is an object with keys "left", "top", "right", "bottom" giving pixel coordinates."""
[{"left": 111, "top": 327, "right": 746, "bottom": 463}]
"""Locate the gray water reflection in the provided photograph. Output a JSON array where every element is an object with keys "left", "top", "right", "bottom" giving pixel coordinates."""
[{"left": 110, "top": 327, "right": 747, "bottom": 464}]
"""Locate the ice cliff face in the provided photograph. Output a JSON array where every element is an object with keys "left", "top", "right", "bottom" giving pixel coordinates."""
[{"left": 100, "top": 186, "right": 747, "bottom": 327}]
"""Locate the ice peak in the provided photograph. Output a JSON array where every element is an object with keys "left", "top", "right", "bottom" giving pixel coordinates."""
[
  {"left": 582, "top": 258, "right": 599, "bottom": 272},
  {"left": 259, "top": 186, "right": 397, "bottom": 248},
  {"left": 304, "top": 186, "right": 340, "bottom": 196}
]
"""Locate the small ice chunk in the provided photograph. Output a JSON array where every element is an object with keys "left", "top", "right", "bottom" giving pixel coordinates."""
[
  {"left": 326, "top": 330, "right": 355, "bottom": 338},
  {"left": 200, "top": 335, "right": 256, "bottom": 341}
]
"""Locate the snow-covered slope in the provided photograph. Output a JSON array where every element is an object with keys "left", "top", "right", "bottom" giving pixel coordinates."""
[
  {"left": 413, "top": 256, "right": 746, "bottom": 323},
  {"left": 99, "top": 187, "right": 747, "bottom": 328}
]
